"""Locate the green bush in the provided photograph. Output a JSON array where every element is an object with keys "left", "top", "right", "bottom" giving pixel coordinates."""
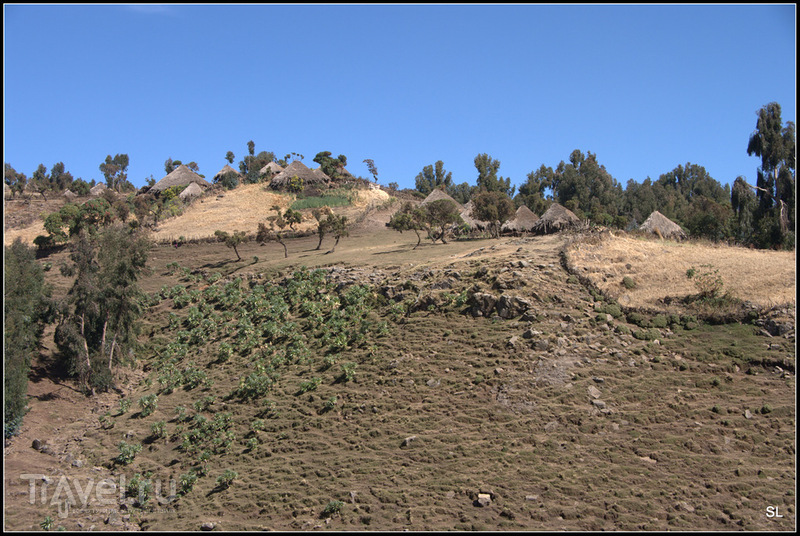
[
  {"left": 115, "top": 441, "right": 142, "bottom": 465},
  {"left": 621, "top": 276, "right": 637, "bottom": 289}
]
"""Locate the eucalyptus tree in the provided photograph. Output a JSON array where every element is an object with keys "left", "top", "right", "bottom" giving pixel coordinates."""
[{"left": 415, "top": 161, "right": 452, "bottom": 195}]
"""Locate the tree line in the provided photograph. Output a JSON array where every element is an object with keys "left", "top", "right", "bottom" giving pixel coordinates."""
[{"left": 409, "top": 102, "right": 794, "bottom": 250}]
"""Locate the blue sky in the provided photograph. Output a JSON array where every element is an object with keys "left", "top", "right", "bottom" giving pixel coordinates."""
[{"left": 3, "top": 4, "right": 796, "bottom": 192}]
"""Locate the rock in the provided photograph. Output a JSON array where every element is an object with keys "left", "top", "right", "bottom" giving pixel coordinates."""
[
  {"left": 507, "top": 336, "right": 520, "bottom": 348},
  {"left": 469, "top": 293, "right": 498, "bottom": 317},
  {"left": 744, "top": 409, "right": 753, "bottom": 420},
  {"left": 544, "top": 421, "right": 560, "bottom": 432},
  {"left": 401, "top": 436, "right": 417, "bottom": 448},
  {"left": 533, "top": 339, "right": 550, "bottom": 352},
  {"left": 522, "top": 329, "right": 541, "bottom": 339},
  {"left": 475, "top": 493, "right": 492, "bottom": 507},
  {"left": 31, "top": 439, "right": 43, "bottom": 451},
  {"left": 591, "top": 399, "right": 607, "bottom": 409},
  {"left": 497, "top": 295, "right": 533, "bottom": 319},
  {"left": 592, "top": 377, "right": 605, "bottom": 383},
  {"left": 587, "top": 385, "right": 602, "bottom": 399},
  {"left": 71, "top": 459, "right": 84, "bottom": 468},
  {"left": 201, "top": 522, "right": 215, "bottom": 531}
]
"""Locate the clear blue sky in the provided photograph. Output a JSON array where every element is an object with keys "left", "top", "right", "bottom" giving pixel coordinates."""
[{"left": 3, "top": 4, "right": 796, "bottom": 192}]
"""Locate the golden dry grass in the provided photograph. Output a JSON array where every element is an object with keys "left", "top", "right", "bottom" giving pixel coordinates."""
[{"left": 567, "top": 233, "right": 796, "bottom": 309}]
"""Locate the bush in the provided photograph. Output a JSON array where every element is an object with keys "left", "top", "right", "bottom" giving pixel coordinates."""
[
  {"left": 322, "top": 500, "right": 345, "bottom": 518},
  {"left": 115, "top": 441, "right": 142, "bottom": 465},
  {"left": 621, "top": 276, "right": 637, "bottom": 289},
  {"left": 138, "top": 394, "right": 158, "bottom": 417}
]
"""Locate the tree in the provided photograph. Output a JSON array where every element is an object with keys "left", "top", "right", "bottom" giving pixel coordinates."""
[
  {"left": 256, "top": 206, "right": 291, "bottom": 258},
  {"left": 49, "top": 162, "right": 73, "bottom": 191},
  {"left": 516, "top": 165, "right": 554, "bottom": 215},
  {"left": 474, "top": 153, "right": 514, "bottom": 197},
  {"left": 4, "top": 163, "right": 27, "bottom": 197},
  {"left": 424, "top": 198, "right": 464, "bottom": 243},
  {"left": 5, "top": 239, "right": 52, "bottom": 437},
  {"left": 470, "top": 190, "right": 515, "bottom": 238},
  {"left": 314, "top": 151, "right": 348, "bottom": 180},
  {"left": 388, "top": 202, "right": 427, "bottom": 249},
  {"left": 415, "top": 161, "right": 452, "bottom": 195},
  {"left": 29, "top": 164, "right": 51, "bottom": 200},
  {"left": 312, "top": 207, "right": 333, "bottom": 250},
  {"left": 214, "top": 229, "right": 249, "bottom": 261},
  {"left": 747, "top": 102, "right": 795, "bottom": 247},
  {"left": 363, "top": 159, "right": 378, "bottom": 182},
  {"left": 225, "top": 151, "right": 235, "bottom": 164},
  {"left": 100, "top": 154, "right": 130, "bottom": 192},
  {"left": 730, "top": 176, "right": 757, "bottom": 244},
  {"left": 317, "top": 213, "right": 347, "bottom": 253}
]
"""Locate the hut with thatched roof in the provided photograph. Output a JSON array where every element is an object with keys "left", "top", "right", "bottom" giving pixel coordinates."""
[
  {"left": 639, "top": 211, "right": 687, "bottom": 240},
  {"left": 89, "top": 182, "right": 108, "bottom": 196},
  {"left": 502, "top": 205, "right": 540, "bottom": 234},
  {"left": 63, "top": 189, "right": 78, "bottom": 200},
  {"left": 260, "top": 161, "right": 284, "bottom": 176},
  {"left": 311, "top": 167, "right": 332, "bottom": 182},
  {"left": 149, "top": 165, "right": 211, "bottom": 193},
  {"left": 270, "top": 160, "right": 329, "bottom": 190},
  {"left": 420, "top": 188, "right": 462, "bottom": 208},
  {"left": 5, "top": 182, "right": 13, "bottom": 199},
  {"left": 178, "top": 181, "right": 204, "bottom": 201},
  {"left": 530, "top": 203, "right": 580, "bottom": 235},
  {"left": 213, "top": 164, "right": 242, "bottom": 183}
]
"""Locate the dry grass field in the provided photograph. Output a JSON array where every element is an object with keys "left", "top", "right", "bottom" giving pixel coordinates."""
[
  {"left": 3, "top": 194, "right": 796, "bottom": 532},
  {"left": 566, "top": 233, "right": 796, "bottom": 310}
]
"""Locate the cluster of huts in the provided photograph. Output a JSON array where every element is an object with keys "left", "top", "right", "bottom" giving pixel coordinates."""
[{"left": 418, "top": 188, "right": 687, "bottom": 239}]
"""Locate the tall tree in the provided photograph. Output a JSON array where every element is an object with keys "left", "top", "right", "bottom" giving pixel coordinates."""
[
  {"left": 415, "top": 161, "right": 452, "bottom": 195},
  {"left": 29, "top": 164, "right": 51, "bottom": 200},
  {"left": 314, "top": 151, "right": 348, "bottom": 180},
  {"left": 470, "top": 190, "right": 515, "bottom": 238},
  {"left": 747, "top": 102, "right": 796, "bottom": 246},
  {"left": 4, "top": 163, "right": 27, "bottom": 197},
  {"left": 730, "top": 176, "right": 757, "bottom": 244},
  {"left": 474, "top": 153, "right": 514, "bottom": 196},
  {"left": 49, "top": 162, "right": 73, "bottom": 191},
  {"left": 225, "top": 151, "right": 235, "bottom": 164},
  {"left": 4, "top": 239, "right": 52, "bottom": 437},
  {"left": 99, "top": 154, "right": 130, "bottom": 192},
  {"left": 388, "top": 202, "right": 427, "bottom": 249},
  {"left": 363, "top": 159, "right": 379, "bottom": 182}
]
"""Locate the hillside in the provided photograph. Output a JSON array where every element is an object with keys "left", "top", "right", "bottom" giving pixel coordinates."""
[{"left": 2, "top": 203, "right": 796, "bottom": 531}]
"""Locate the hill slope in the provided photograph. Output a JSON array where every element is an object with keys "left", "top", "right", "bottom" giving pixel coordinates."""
[{"left": 3, "top": 227, "right": 795, "bottom": 531}]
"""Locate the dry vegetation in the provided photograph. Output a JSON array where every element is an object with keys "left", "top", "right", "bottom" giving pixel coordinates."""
[{"left": 3, "top": 196, "right": 796, "bottom": 532}]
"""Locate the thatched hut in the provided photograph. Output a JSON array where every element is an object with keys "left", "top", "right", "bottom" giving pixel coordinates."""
[
  {"left": 178, "top": 181, "right": 204, "bottom": 201},
  {"left": 502, "top": 205, "right": 540, "bottom": 234},
  {"left": 459, "top": 200, "right": 490, "bottom": 231},
  {"left": 530, "top": 203, "right": 580, "bottom": 235},
  {"left": 150, "top": 165, "right": 211, "bottom": 193},
  {"left": 639, "top": 211, "right": 686, "bottom": 240},
  {"left": 213, "top": 164, "right": 242, "bottom": 183},
  {"left": 270, "top": 160, "right": 329, "bottom": 190},
  {"left": 63, "top": 189, "right": 78, "bottom": 200},
  {"left": 420, "top": 188, "right": 462, "bottom": 208},
  {"left": 89, "top": 182, "right": 108, "bottom": 196},
  {"left": 311, "top": 167, "right": 332, "bottom": 182},
  {"left": 260, "top": 161, "right": 284, "bottom": 176}
]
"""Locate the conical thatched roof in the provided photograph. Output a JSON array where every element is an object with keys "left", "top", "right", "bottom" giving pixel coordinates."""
[
  {"left": 420, "top": 188, "right": 462, "bottom": 208},
  {"left": 502, "top": 205, "right": 540, "bottom": 233},
  {"left": 150, "top": 165, "right": 211, "bottom": 193},
  {"left": 213, "top": 164, "right": 242, "bottom": 183},
  {"left": 4, "top": 182, "right": 12, "bottom": 199},
  {"left": 260, "top": 161, "right": 284, "bottom": 175},
  {"left": 89, "top": 182, "right": 108, "bottom": 196},
  {"left": 63, "top": 189, "right": 78, "bottom": 200},
  {"left": 460, "top": 200, "right": 488, "bottom": 230},
  {"left": 270, "top": 160, "right": 328, "bottom": 189},
  {"left": 531, "top": 203, "right": 580, "bottom": 235},
  {"left": 311, "top": 167, "right": 332, "bottom": 182},
  {"left": 639, "top": 211, "right": 686, "bottom": 240},
  {"left": 178, "top": 181, "right": 204, "bottom": 201}
]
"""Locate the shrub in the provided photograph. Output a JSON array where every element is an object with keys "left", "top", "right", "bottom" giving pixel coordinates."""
[
  {"left": 626, "top": 311, "right": 651, "bottom": 328},
  {"left": 322, "top": 500, "right": 345, "bottom": 518},
  {"left": 686, "top": 264, "right": 724, "bottom": 299},
  {"left": 178, "top": 471, "right": 198, "bottom": 495},
  {"left": 621, "top": 276, "right": 637, "bottom": 289},
  {"left": 138, "top": 394, "right": 158, "bottom": 417},
  {"left": 632, "top": 328, "right": 660, "bottom": 341},
  {"left": 115, "top": 441, "right": 142, "bottom": 465},
  {"left": 151, "top": 421, "right": 166, "bottom": 438},
  {"left": 216, "top": 469, "right": 238, "bottom": 489},
  {"left": 651, "top": 315, "right": 668, "bottom": 328}
]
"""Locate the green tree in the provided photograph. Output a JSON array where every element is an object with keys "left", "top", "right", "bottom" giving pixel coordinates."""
[
  {"left": 424, "top": 198, "right": 463, "bottom": 243},
  {"left": 4, "top": 163, "right": 27, "bottom": 197},
  {"left": 312, "top": 207, "right": 333, "bottom": 250},
  {"left": 314, "top": 151, "right": 348, "bottom": 180},
  {"left": 29, "top": 164, "right": 51, "bottom": 200},
  {"left": 256, "top": 206, "right": 290, "bottom": 258},
  {"left": 100, "top": 154, "right": 131, "bottom": 192},
  {"left": 474, "top": 153, "right": 514, "bottom": 196},
  {"left": 730, "top": 176, "right": 757, "bottom": 244},
  {"left": 516, "top": 164, "right": 554, "bottom": 215},
  {"left": 470, "top": 190, "right": 515, "bottom": 238},
  {"left": 363, "top": 159, "right": 378, "bottom": 182},
  {"left": 214, "top": 230, "right": 249, "bottom": 261},
  {"left": 747, "top": 102, "right": 795, "bottom": 248},
  {"left": 322, "top": 213, "right": 348, "bottom": 253},
  {"left": 225, "top": 151, "right": 235, "bottom": 164},
  {"left": 49, "top": 162, "right": 73, "bottom": 191},
  {"left": 4, "top": 239, "right": 52, "bottom": 437},
  {"left": 54, "top": 226, "right": 149, "bottom": 394},
  {"left": 388, "top": 202, "right": 427, "bottom": 249},
  {"left": 415, "top": 161, "right": 452, "bottom": 195}
]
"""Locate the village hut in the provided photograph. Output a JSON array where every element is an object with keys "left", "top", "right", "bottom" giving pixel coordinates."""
[
  {"left": 178, "top": 181, "right": 204, "bottom": 201},
  {"left": 420, "top": 188, "right": 462, "bottom": 208},
  {"left": 213, "top": 164, "right": 242, "bottom": 183},
  {"left": 4, "top": 182, "right": 12, "bottom": 199},
  {"left": 260, "top": 161, "right": 284, "bottom": 176},
  {"left": 311, "top": 167, "right": 332, "bottom": 182},
  {"left": 639, "top": 210, "right": 687, "bottom": 240},
  {"left": 149, "top": 165, "right": 211, "bottom": 194},
  {"left": 502, "top": 205, "right": 540, "bottom": 234},
  {"left": 89, "top": 182, "right": 108, "bottom": 196},
  {"left": 270, "top": 160, "right": 328, "bottom": 190},
  {"left": 459, "top": 200, "right": 489, "bottom": 231},
  {"left": 63, "top": 189, "right": 78, "bottom": 200},
  {"left": 530, "top": 203, "right": 581, "bottom": 235}
]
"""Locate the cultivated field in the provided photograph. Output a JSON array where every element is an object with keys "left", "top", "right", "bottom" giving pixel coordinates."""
[{"left": 3, "top": 197, "right": 796, "bottom": 532}]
